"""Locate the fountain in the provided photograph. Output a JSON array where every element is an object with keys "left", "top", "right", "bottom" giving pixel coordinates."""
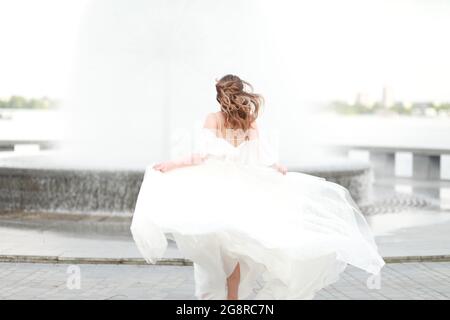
[
  {"left": 0, "top": 0, "right": 372, "bottom": 215},
  {"left": 0, "top": 149, "right": 371, "bottom": 215}
]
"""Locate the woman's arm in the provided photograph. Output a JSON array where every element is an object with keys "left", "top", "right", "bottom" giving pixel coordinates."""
[
  {"left": 153, "top": 114, "right": 217, "bottom": 173},
  {"left": 152, "top": 154, "right": 205, "bottom": 172}
]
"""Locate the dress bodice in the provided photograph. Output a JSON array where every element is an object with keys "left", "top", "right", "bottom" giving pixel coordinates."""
[{"left": 195, "top": 128, "right": 277, "bottom": 166}]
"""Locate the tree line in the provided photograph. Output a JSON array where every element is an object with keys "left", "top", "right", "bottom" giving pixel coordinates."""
[{"left": 0, "top": 96, "right": 59, "bottom": 109}]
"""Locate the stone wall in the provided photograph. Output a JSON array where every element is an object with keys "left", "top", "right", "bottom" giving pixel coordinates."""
[{"left": 0, "top": 168, "right": 143, "bottom": 215}]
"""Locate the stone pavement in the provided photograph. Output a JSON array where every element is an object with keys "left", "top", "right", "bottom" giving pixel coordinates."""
[{"left": 0, "top": 261, "right": 449, "bottom": 300}]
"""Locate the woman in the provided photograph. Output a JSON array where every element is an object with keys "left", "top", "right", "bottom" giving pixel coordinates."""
[{"left": 130, "top": 74, "right": 385, "bottom": 300}]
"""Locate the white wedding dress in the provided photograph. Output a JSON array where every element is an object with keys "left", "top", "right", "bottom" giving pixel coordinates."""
[{"left": 130, "top": 126, "right": 385, "bottom": 300}]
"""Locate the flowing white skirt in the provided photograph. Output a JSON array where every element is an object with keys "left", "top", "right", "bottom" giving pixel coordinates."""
[{"left": 130, "top": 158, "right": 385, "bottom": 300}]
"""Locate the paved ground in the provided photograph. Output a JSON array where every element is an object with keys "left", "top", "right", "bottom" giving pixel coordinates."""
[{"left": 0, "top": 261, "right": 449, "bottom": 300}]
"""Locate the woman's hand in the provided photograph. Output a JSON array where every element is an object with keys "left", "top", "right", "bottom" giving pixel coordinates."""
[
  {"left": 153, "top": 161, "right": 177, "bottom": 173},
  {"left": 271, "top": 163, "right": 288, "bottom": 175}
]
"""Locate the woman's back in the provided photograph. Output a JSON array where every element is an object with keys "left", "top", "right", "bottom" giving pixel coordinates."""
[{"left": 204, "top": 112, "right": 259, "bottom": 148}]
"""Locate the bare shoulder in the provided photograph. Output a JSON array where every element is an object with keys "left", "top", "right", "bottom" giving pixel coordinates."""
[{"left": 203, "top": 112, "right": 219, "bottom": 129}]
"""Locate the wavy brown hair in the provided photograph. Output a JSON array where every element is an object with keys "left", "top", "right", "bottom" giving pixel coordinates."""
[{"left": 215, "top": 74, "right": 263, "bottom": 133}]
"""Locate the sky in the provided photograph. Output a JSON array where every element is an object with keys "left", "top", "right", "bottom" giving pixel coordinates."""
[
  {"left": 0, "top": 0, "right": 89, "bottom": 99},
  {"left": 0, "top": 0, "right": 449, "bottom": 103}
]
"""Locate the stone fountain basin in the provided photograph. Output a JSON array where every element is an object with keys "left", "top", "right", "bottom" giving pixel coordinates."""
[{"left": 0, "top": 153, "right": 371, "bottom": 215}]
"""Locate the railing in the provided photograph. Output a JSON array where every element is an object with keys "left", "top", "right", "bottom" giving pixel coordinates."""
[
  {"left": 0, "top": 140, "right": 59, "bottom": 152},
  {"left": 331, "top": 145, "right": 450, "bottom": 180}
]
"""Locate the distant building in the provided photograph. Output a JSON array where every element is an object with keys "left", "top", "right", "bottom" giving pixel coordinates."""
[{"left": 382, "top": 86, "right": 394, "bottom": 108}]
